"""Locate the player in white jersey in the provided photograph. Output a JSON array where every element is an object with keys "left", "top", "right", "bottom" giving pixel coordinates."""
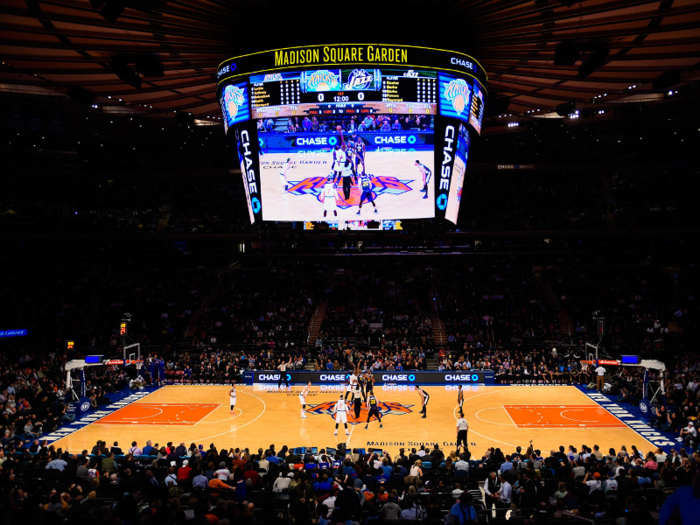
[
  {"left": 229, "top": 384, "right": 237, "bottom": 415},
  {"left": 333, "top": 395, "right": 349, "bottom": 435},
  {"left": 345, "top": 372, "right": 359, "bottom": 401},
  {"left": 299, "top": 381, "right": 310, "bottom": 418},
  {"left": 279, "top": 158, "right": 292, "bottom": 195},
  {"left": 322, "top": 176, "right": 338, "bottom": 218},
  {"left": 415, "top": 160, "right": 432, "bottom": 199}
]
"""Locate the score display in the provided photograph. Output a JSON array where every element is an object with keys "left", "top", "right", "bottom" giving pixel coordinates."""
[
  {"left": 249, "top": 68, "right": 436, "bottom": 112},
  {"left": 216, "top": 44, "right": 487, "bottom": 226}
]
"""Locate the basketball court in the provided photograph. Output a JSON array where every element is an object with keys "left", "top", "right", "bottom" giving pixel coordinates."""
[{"left": 52, "top": 385, "right": 655, "bottom": 456}]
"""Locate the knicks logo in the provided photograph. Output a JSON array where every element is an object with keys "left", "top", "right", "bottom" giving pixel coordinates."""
[
  {"left": 305, "top": 70, "right": 340, "bottom": 92},
  {"left": 443, "top": 79, "right": 471, "bottom": 116},
  {"left": 288, "top": 175, "right": 412, "bottom": 209},
  {"left": 306, "top": 401, "right": 413, "bottom": 425},
  {"left": 223, "top": 85, "right": 245, "bottom": 121}
]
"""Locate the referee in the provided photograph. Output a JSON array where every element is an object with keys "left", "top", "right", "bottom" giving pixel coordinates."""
[
  {"left": 456, "top": 414, "right": 469, "bottom": 451},
  {"left": 277, "top": 357, "right": 292, "bottom": 388}
]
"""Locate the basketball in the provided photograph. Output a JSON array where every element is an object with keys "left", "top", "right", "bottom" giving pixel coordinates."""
[{"left": 336, "top": 125, "right": 342, "bottom": 132}]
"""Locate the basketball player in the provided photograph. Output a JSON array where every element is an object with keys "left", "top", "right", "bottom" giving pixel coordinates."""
[
  {"left": 322, "top": 176, "right": 338, "bottom": 218},
  {"left": 415, "top": 160, "right": 432, "bottom": 199},
  {"left": 279, "top": 158, "right": 292, "bottom": 196},
  {"left": 351, "top": 134, "right": 366, "bottom": 174},
  {"left": 457, "top": 385, "right": 464, "bottom": 417},
  {"left": 277, "top": 357, "right": 292, "bottom": 388},
  {"left": 334, "top": 130, "right": 357, "bottom": 200},
  {"left": 416, "top": 385, "right": 429, "bottom": 418},
  {"left": 456, "top": 413, "right": 469, "bottom": 451},
  {"left": 229, "top": 384, "right": 237, "bottom": 416},
  {"left": 333, "top": 394, "right": 349, "bottom": 436},
  {"left": 345, "top": 370, "right": 359, "bottom": 401},
  {"left": 157, "top": 357, "right": 166, "bottom": 386},
  {"left": 356, "top": 173, "right": 378, "bottom": 215},
  {"left": 364, "top": 389, "right": 383, "bottom": 429},
  {"left": 299, "top": 381, "right": 310, "bottom": 418}
]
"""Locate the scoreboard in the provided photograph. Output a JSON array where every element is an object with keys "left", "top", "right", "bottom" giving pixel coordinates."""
[
  {"left": 215, "top": 44, "right": 487, "bottom": 226},
  {"left": 248, "top": 68, "right": 437, "bottom": 119}
]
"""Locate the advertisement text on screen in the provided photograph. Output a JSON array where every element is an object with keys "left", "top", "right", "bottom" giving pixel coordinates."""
[
  {"left": 240, "top": 130, "right": 259, "bottom": 196},
  {"left": 450, "top": 57, "right": 476, "bottom": 72},
  {"left": 440, "top": 125, "right": 455, "bottom": 191},
  {"left": 274, "top": 46, "right": 409, "bottom": 67}
]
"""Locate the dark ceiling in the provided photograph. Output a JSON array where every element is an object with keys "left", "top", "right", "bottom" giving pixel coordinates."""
[{"left": 1, "top": 0, "right": 699, "bottom": 125}]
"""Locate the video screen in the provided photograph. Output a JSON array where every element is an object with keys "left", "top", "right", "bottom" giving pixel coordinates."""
[
  {"left": 469, "top": 83, "right": 484, "bottom": 135},
  {"left": 219, "top": 80, "right": 250, "bottom": 132},
  {"left": 258, "top": 118, "right": 435, "bottom": 222},
  {"left": 438, "top": 72, "right": 473, "bottom": 124},
  {"left": 252, "top": 68, "right": 438, "bottom": 222},
  {"left": 444, "top": 124, "right": 470, "bottom": 225}
]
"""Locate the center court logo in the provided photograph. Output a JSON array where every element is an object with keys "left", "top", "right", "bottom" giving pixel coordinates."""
[
  {"left": 288, "top": 175, "right": 413, "bottom": 209},
  {"left": 442, "top": 78, "right": 471, "bottom": 116},
  {"left": 223, "top": 85, "right": 245, "bottom": 121},
  {"left": 307, "top": 400, "right": 413, "bottom": 425}
]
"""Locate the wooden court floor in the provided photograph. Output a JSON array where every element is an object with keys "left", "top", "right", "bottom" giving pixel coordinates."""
[
  {"left": 259, "top": 150, "right": 435, "bottom": 222},
  {"left": 52, "top": 385, "right": 656, "bottom": 457}
]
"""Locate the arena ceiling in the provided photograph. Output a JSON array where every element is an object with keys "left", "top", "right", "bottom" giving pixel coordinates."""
[{"left": 1, "top": 0, "right": 699, "bottom": 126}]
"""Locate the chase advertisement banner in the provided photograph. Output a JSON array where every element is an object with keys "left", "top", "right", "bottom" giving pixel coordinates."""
[
  {"left": 433, "top": 114, "right": 459, "bottom": 220},
  {"left": 251, "top": 370, "right": 494, "bottom": 385},
  {"left": 259, "top": 131, "right": 433, "bottom": 151},
  {"left": 231, "top": 120, "right": 263, "bottom": 224},
  {"left": 217, "top": 44, "right": 487, "bottom": 92}
]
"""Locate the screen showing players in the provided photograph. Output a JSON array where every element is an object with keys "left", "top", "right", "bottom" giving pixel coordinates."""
[
  {"left": 252, "top": 68, "right": 437, "bottom": 222},
  {"left": 444, "top": 124, "right": 470, "bottom": 225},
  {"left": 438, "top": 72, "right": 473, "bottom": 125}
]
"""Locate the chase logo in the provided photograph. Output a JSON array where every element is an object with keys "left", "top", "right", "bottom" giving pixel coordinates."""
[
  {"left": 306, "top": 400, "right": 413, "bottom": 425},
  {"left": 251, "top": 197, "right": 261, "bottom": 214},
  {"left": 436, "top": 193, "right": 448, "bottom": 210},
  {"left": 288, "top": 175, "right": 412, "bottom": 210},
  {"left": 444, "top": 374, "right": 481, "bottom": 382},
  {"left": 319, "top": 374, "right": 350, "bottom": 381},
  {"left": 450, "top": 57, "right": 476, "bottom": 71},
  {"left": 80, "top": 401, "right": 91, "bottom": 412},
  {"left": 373, "top": 135, "right": 416, "bottom": 145},
  {"left": 257, "top": 373, "right": 291, "bottom": 381},
  {"left": 223, "top": 85, "right": 245, "bottom": 121},
  {"left": 297, "top": 137, "right": 328, "bottom": 146},
  {"left": 344, "top": 69, "right": 373, "bottom": 90},
  {"left": 381, "top": 374, "right": 416, "bottom": 382},
  {"left": 304, "top": 70, "right": 340, "bottom": 92},
  {"left": 443, "top": 78, "right": 471, "bottom": 116}
]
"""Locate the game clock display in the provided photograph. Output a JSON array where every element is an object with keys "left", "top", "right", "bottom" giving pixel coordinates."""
[{"left": 216, "top": 44, "right": 486, "bottom": 226}]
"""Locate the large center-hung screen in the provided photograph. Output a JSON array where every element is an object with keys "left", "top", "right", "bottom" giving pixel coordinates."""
[
  {"left": 216, "top": 44, "right": 487, "bottom": 225},
  {"left": 254, "top": 68, "right": 437, "bottom": 222}
]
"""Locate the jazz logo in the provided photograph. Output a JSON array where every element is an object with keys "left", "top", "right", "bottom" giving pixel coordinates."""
[
  {"left": 443, "top": 78, "right": 471, "bottom": 116},
  {"left": 344, "top": 69, "right": 373, "bottom": 90},
  {"left": 305, "top": 70, "right": 340, "bottom": 92},
  {"left": 223, "top": 85, "right": 245, "bottom": 121}
]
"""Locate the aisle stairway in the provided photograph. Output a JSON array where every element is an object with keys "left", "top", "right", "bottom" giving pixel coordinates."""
[
  {"left": 307, "top": 295, "right": 331, "bottom": 349},
  {"left": 185, "top": 273, "right": 226, "bottom": 338},
  {"left": 540, "top": 281, "right": 575, "bottom": 342},
  {"left": 431, "top": 310, "right": 448, "bottom": 349}
]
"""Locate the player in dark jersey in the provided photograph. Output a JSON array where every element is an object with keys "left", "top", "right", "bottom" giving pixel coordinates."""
[
  {"left": 457, "top": 385, "right": 464, "bottom": 417},
  {"left": 351, "top": 134, "right": 366, "bottom": 174},
  {"left": 415, "top": 160, "right": 432, "bottom": 199},
  {"left": 364, "top": 389, "right": 383, "bottom": 429},
  {"left": 416, "top": 385, "right": 430, "bottom": 418},
  {"left": 356, "top": 173, "right": 378, "bottom": 215}
]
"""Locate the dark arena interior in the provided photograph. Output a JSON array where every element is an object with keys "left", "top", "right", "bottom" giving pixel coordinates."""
[{"left": 2, "top": 1, "right": 700, "bottom": 524}]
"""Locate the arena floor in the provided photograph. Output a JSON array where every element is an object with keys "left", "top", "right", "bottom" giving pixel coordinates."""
[{"left": 52, "top": 385, "right": 655, "bottom": 456}]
